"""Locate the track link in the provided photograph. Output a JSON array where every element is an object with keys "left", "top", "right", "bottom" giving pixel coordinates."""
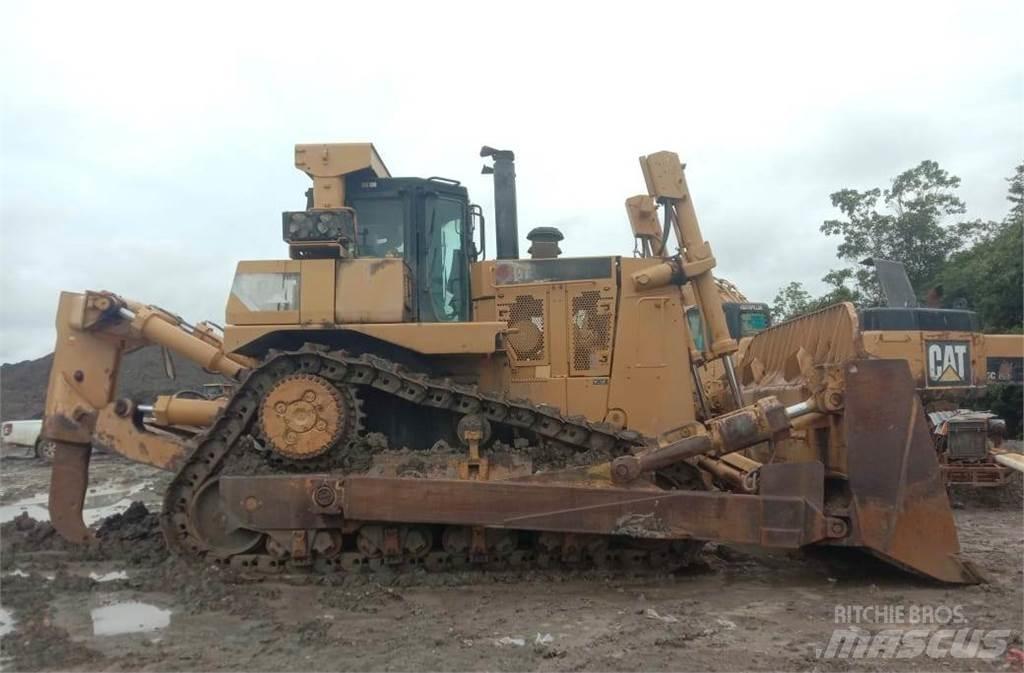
[{"left": 159, "top": 345, "right": 691, "bottom": 573}]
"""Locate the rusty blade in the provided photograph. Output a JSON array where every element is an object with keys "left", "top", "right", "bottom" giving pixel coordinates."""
[
  {"left": 48, "top": 441, "right": 94, "bottom": 543},
  {"left": 842, "top": 359, "right": 983, "bottom": 584}
]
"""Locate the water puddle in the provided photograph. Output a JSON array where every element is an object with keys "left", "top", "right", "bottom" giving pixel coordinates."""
[
  {"left": 91, "top": 601, "right": 170, "bottom": 636},
  {"left": 0, "top": 493, "right": 49, "bottom": 523},
  {"left": 0, "top": 607, "right": 14, "bottom": 637},
  {"left": 0, "top": 480, "right": 156, "bottom": 524},
  {"left": 85, "top": 481, "right": 155, "bottom": 499}
]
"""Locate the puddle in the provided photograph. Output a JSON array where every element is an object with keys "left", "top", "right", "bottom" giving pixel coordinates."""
[
  {"left": 0, "top": 495, "right": 49, "bottom": 523},
  {"left": 0, "top": 480, "right": 156, "bottom": 524},
  {"left": 85, "top": 481, "right": 154, "bottom": 498},
  {"left": 0, "top": 607, "right": 14, "bottom": 637},
  {"left": 89, "top": 570, "right": 128, "bottom": 582},
  {"left": 91, "top": 601, "right": 171, "bottom": 636}
]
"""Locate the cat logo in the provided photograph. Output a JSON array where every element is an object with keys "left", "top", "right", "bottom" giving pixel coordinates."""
[{"left": 925, "top": 340, "right": 971, "bottom": 387}]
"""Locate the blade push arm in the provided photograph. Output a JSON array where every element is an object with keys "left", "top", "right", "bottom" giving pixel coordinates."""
[{"left": 626, "top": 152, "right": 744, "bottom": 407}]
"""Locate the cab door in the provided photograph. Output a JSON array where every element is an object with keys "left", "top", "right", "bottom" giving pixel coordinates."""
[{"left": 419, "top": 185, "right": 471, "bottom": 323}]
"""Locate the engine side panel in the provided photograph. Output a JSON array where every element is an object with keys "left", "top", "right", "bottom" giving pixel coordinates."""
[{"left": 607, "top": 258, "right": 696, "bottom": 435}]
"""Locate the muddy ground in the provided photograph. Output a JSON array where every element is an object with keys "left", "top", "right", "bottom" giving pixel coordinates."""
[{"left": 0, "top": 455, "right": 1021, "bottom": 672}]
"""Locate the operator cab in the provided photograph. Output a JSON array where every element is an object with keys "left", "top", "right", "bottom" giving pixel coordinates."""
[
  {"left": 259, "top": 142, "right": 481, "bottom": 326},
  {"left": 345, "top": 176, "right": 477, "bottom": 323}
]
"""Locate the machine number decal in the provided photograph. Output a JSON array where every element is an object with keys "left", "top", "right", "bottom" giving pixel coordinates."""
[
  {"left": 987, "top": 356, "right": 1023, "bottom": 384},
  {"left": 925, "top": 340, "right": 971, "bottom": 386}
]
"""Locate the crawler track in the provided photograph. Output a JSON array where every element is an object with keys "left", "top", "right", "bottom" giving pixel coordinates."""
[{"left": 160, "top": 345, "right": 701, "bottom": 573}]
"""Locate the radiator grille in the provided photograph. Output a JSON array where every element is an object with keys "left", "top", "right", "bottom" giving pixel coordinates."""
[
  {"left": 571, "top": 290, "right": 612, "bottom": 374},
  {"left": 946, "top": 419, "right": 989, "bottom": 461},
  {"left": 505, "top": 294, "right": 546, "bottom": 362}
]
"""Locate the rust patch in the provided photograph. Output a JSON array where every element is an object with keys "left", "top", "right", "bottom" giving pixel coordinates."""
[{"left": 42, "top": 413, "right": 91, "bottom": 444}]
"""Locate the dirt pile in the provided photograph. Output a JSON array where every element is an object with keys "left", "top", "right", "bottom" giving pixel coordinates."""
[
  {"left": 1, "top": 502, "right": 168, "bottom": 568},
  {"left": 95, "top": 501, "right": 169, "bottom": 566},
  {"left": 1, "top": 346, "right": 224, "bottom": 421},
  {"left": 1, "top": 513, "right": 75, "bottom": 563}
]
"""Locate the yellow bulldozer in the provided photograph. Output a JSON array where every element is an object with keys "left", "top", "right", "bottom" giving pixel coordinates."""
[
  {"left": 42, "top": 143, "right": 982, "bottom": 583},
  {"left": 679, "top": 262, "right": 1024, "bottom": 487}
]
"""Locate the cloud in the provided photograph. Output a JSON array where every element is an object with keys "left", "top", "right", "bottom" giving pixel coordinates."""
[{"left": 1, "top": 0, "right": 1021, "bottom": 363}]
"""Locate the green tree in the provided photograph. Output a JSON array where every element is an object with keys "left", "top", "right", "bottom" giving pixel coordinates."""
[
  {"left": 774, "top": 160, "right": 1022, "bottom": 325},
  {"left": 770, "top": 274, "right": 861, "bottom": 322},
  {"left": 1008, "top": 162, "right": 1024, "bottom": 223},
  {"left": 770, "top": 281, "right": 812, "bottom": 321},
  {"left": 935, "top": 162, "right": 1024, "bottom": 332},
  {"left": 819, "top": 160, "right": 982, "bottom": 299}
]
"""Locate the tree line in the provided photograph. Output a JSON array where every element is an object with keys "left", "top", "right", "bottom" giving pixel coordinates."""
[{"left": 771, "top": 161, "right": 1024, "bottom": 334}]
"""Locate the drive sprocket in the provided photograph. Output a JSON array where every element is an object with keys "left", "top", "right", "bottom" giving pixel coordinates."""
[{"left": 259, "top": 373, "right": 353, "bottom": 460}]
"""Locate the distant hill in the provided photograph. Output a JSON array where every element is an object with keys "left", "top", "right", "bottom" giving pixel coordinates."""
[{"left": 1, "top": 347, "right": 224, "bottom": 421}]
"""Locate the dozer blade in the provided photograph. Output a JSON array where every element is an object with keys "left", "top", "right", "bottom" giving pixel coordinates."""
[
  {"left": 48, "top": 441, "right": 94, "bottom": 543},
  {"left": 842, "top": 359, "right": 983, "bottom": 584}
]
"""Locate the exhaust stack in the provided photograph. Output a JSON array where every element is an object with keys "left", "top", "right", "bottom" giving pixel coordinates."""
[{"left": 481, "top": 146, "right": 519, "bottom": 259}]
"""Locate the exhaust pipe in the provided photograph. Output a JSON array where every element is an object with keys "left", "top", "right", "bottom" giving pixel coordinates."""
[{"left": 481, "top": 146, "right": 519, "bottom": 260}]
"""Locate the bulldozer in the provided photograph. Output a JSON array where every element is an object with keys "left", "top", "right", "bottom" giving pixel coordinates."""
[
  {"left": 676, "top": 259, "right": 1024, "bottom": 487},
  {"left": 41, "top": 143, "right": 982, "bottom": 583}
]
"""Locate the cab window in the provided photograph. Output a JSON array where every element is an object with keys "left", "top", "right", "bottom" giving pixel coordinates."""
[
  {"left": 351, "top": 198, "right": 405, "bottom": 257},
  {"left": 686, "top": 307, "right": 706, "bottom": 352},
  {"left": 426, "top": 197, "right": 467, "bottom": 321},
  {"left": 740, "top": 310, "right": 770, "bottom": 336},
  {"left": 231, "top": 271, "right": 300, "bottom": 312}
]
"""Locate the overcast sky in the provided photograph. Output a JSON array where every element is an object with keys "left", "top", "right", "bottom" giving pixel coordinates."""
[{"left": 1, "top": 1, "right": 1021, "bottom": 364}]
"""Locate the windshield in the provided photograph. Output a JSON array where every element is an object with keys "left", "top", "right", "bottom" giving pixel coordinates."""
[
  {"left": 427, "top": 197, "right": 466, "bottom": 321},
  {"left": 740, "top": 310, "right": 770, "bottom": 336},
  {"left": 351, "top": 198, "right": 405, "bottom": 257}
]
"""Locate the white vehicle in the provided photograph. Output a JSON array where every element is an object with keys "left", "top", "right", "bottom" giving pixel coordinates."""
[{"left": 0, "top": 419, "right": 55, "bottom": 461}]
